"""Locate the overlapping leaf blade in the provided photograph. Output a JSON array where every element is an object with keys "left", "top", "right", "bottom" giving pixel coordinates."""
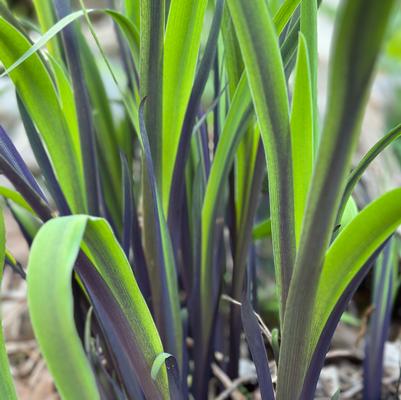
[
  {"left": 310, "top": 189, "right": 401, "bottom": 363},
  {"left": 27, "top": 218, "right": 100, "bottom": 400},
  {"left": 278, "top": 1, "right": 395, "bottom": 397},
  {"left": 290, "top": 34, "right": 313, "bottom": 244},
  {"left": 162, "top": 0, "right": 208, "bottom": 210},
  {"left": 227, "top": 0, "right": 295, "bottom": 318},
  {"left": 363, "top": 241, "right": 395, "bottom": 400},
  {"left": 27, "top": 215, "right": 170, "bottom": 399},
  {"left": 0, "top": 16, "right": 86, "bottom": 213}
]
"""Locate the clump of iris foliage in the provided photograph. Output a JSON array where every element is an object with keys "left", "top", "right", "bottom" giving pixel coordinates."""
[{"left": 0, "top": 0, "right": 400, "bottom": 399}]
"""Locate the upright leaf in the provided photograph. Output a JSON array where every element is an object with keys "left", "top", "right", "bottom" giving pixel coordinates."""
[
  {"left": 140, "top": 0, "right": 164, "bottom": 183},
  {"left": 162, "top": 0, "right": 208, "bottom": 211},
  {"left": 139, "top": 102, "right": 183, "bottom": 368},
  {"left": 241, "top": 267, "right": 275, "bottom": 400},
  {"left": 300, "top": 0, "right": 318, "bottom": 151},
  {"left": 54, "top": 0, "right": 101, "bottom": 216},
  {"left": 278, "top": 2, "right": 396, "bottom": 396},
  {"left": 363, "top": 241, "right": 395, "bottom": 400},
  {"left": 227, "top": 0, "right": 296, "bottom": 316},
  {"left": 290, "top": 34, "right": 313, "bottom": 244},
  {"left": 32, "top": 0, "right": 63, "bottom": 59}
]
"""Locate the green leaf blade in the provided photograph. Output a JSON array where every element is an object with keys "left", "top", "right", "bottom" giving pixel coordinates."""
[
  {"left": 278, "top": 0, "right": 396, "bottom": 397},
  {"left": 227, "top": 0, "right": 296, "bottom": 316},
  {"left": 27, "top": 217, "right": 100, "bottom": 400},
  {"left": 311, "top": 188, "right": 401, "bottom": 357},
  {"left": 0, "top": 17, "right": 86, "bottom": 213},
  {"left": 290, "top": 33, "right": 313, "bottom": 244},
  {"left": 28, "top": 215, "right": 170, "bottom": 398},
  {"left": 162, "top": 0, "right": 208, "bottom": 211}
]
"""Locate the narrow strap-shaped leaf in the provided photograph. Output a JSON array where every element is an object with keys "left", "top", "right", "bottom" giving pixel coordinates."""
[
  {"left": 27, "top": 217, "right": 101, "bottom": 400},
  {"left": 228, "top": 139, "right": 264, "bottom": 378},
  {"left": 28, "top": 216, "right": 170, "bottom": 399},
  {"left": 5, "top": 249, "right": 26, "bottom": 280},
  {"left": 363, "top": 241, "right": 394, "bottom": 400},
  {"left": 76, "top": 254, "right": 163, "bottom": 399},
  {"left": 0, "top": 186, "right": 33, "bottom": 213},
  {"left": 221, "top": 3, "right": 243, "bottom": 98},
  {"left": 76, "top": 4, "right": 141, "bottom": 230},
  {"left": 32, "top": 0, "right": 63, "bottom": 59},
  {"left": 54, "top": 0, "right": 101, "bottom": 216},
  {"left": 66, "top": 12, "right": 180, "bottom": 365},
  {"left": 0, "top": 9, "right": 139, "bottom": 81},
  {"left": 0, "top": 16, "right": 86, "bottom": 212},
  {"left": 0, "top": 209, "right": 18, "bottom": 400},
  {"left": 139, "top": 101, "right": 183, "bottom": 369},
  {"left": 140, "top": 0, "right": 164, "bottom": 185},
  {"left": 17, "top": 96, "right": 71, "bottom": 215},
  {"left": 310, "top": 189, "right": 401, "bottom": 363},
  {"left": 227, "top": 0, "right": 296, "bottom": 317},
  {"left": 290, "top": 34, "right": 313, "bottom": 244},
  {"left": 300, "top": 0, "right": 318, "bottom": 152},
  {"left": 241, "top": 267, "right": 275, "bottom": 400},
  {"left": 124, "top": 0, "right": 140, "bottom": 30},
  {"left": 273, "top": 0, "right": 301, "bottom": 34},
  {"left": 0, "top": 154, "right": 52, "bottom": 221},
  {"left": 200, "top": 73, "right": 252, "bottom": 341},
  {"left": 8, "top": 202, "right": 41, "bottom": 244},
  {"left": 0, "top": 10, "right": 85, "bottom": 78},
  {"left": 300, "top": 242, "right": 387, "bottom": 400},
  {"left": 121, "top": 153, "right": 133, "bottom": 258},
  {"left": 130, "top": 182, "right": 151, "bottom": 301},
  {"left": 0, "top": 4, "right": 142, "bottom": 183},
  {"left": 109, "top": 0, "right": 139, "bottom": 93},
  {"left": 338, "top": 123, "right": 401, "bottom": 221},
  {"left": 299, "top": 189, "right": 401, "bottom": 397},
  {"left": 77, "top": 37, "right": 122, "bottom": 226},
  {"left": 193, "top": 75, "right": 253, "bottom": 397},
  {"left": 0, "top": 126, "right": 46, "bottom": 201},
  {"left": 168, "top": 0, "right": 224, "bottom": 232},
  {"left": 278, "top": 1, "right": 396, "bottom": 397},
  {"left": 198, "top": 2, "right": 302, "bottom": 382},
  {"left": 162, "top": 0, "right": 208, "bottom": 211}
]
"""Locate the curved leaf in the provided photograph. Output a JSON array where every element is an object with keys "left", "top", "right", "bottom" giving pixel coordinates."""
[
  {"left": 27, "top": 217, "right": 100, "bottom": 400},
  {"left": 200, "top": 74, "right": 252, "bottom": 338},
  {"left": 0, "top": 186, "right": 34, "bottom": 213},
  {"left": 28, "top": 216, "right": 170, "bottom": 399},
  {"left": 278, "top": 1, "right": 395, "bottom": 397},
  {"left": 310, "top": 188, "right": 401, "bottom": 358},
  {"left": 338, "top": 123, "right": 401, "bottom": 219},
  {"left": 0, "top": 16, "right": 86, "bottom": 212}
]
